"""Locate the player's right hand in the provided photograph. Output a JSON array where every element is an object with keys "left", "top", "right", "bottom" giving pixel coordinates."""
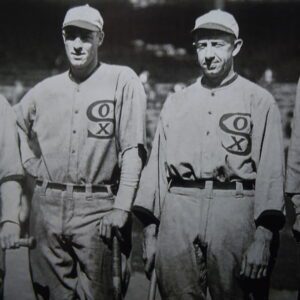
[
  {"left": 98, "top": 208, "right": 129, "bottom": 240},
  {"left": 292, "top": 215, "right": 300, "bottom": 243},
  {"left": 0, "top": 222, "right": 21, "bottom": 249},
  {"left": 142, "top": 224, "right": 157, "bottom": 279},
  {"left": 291, "top": 195, "right": 300, "bottom": 243}
]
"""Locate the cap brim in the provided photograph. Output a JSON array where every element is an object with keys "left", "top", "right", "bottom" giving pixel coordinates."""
[
  {"left": 63, "top": 20, "right": 100, "bottom": 32},
  {"left": 191, "top": 23, "right": 237, "bottom": 38}
]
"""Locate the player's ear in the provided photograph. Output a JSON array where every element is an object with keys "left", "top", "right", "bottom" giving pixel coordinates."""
[
  {"left": 62, "top": 30, "right": 66, "bottom": 43},
  {"left": 232, "top": 38, "right": 243, "bottom": 57},
  {"left": 98, "top": 30, "right": 105, "bottom": 46}
]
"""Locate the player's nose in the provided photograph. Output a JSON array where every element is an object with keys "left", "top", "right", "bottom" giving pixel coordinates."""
[
  {"left": 73, "top": 37, "right": 83, "bottom": 50},
  {"left": 204, "top": 44, "right": 214, "bottom": 60}
]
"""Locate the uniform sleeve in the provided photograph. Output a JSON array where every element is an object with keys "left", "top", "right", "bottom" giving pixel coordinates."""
[
  {"left": 14, "top": 88, "right": 41, "bottom": 177},
  {"left": 113, "top": 146, "right": 143, "bottom": 211},
  {"left": 133, "top": 109, "right": 169, "bottom": 226},
  {"left": 115, "top": 68, "right": 147, "bottom": 155},
  {"left": 253, "top": 102, "right": 285, "bottom": 232},
  {"left": 286, "top": 78, "right": 300, "bottom": 194},
  {"left": 0, "top": 97, "right": 24, "bottom": 184}
]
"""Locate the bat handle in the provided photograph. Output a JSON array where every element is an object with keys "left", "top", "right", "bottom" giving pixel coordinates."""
[
  {"left": 112, "top": 234, "right": 122, "bottom": 300},
  {"left": 17, "top": 236, "right": 36, "bottom": 248},
  {"left": 148, "top": 269, "right": 157, "bottom": 300}
]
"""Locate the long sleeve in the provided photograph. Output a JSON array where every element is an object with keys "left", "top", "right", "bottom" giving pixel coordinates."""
[
  {"left": 115, "top": 67, "right": 147, "bottom": 154},
  {"left": 0, "top": 97, "right": 24, "bottom": 183},
  {"left": 254, "top": 103, "right": 285, "bottom": 231},
  {"left": 113, "top": 67, "right": 147, "bottom": 211},
  {"left": 0, "top": 96, "right": 24, "bottom": 224},
  {"left": 133, "top": 117, "right": 169, "bottom": 226},
  {"left": 113, "top": 146, "right": 143, "bottom": 211},
  {"left": 14, "top": 88, "right": 42, "bottom": 177}
]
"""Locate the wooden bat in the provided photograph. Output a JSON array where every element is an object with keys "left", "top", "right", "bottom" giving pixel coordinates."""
[
  {"left": 148, "top": 269, "right": 157, "bottom": 300},
  {"left": 17, "top": 237, "right": 36, "bottom": 249},
  {"left": 0, "top": 236, "right": 35, "bottom": 299},
  {"left": 112, "top": 231, "right": 122, "bottom": 300}
]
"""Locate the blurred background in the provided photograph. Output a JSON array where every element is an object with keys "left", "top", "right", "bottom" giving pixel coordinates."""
[{"left": 0, "top": 0, "right": 300, "bottom": 299}]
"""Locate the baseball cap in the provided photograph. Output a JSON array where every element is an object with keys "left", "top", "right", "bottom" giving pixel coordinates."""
[
  {"left": 63, "top": 4, "right": 104, "bottom": 32},
  {"left": 192, "top": 10, "right": 239, "bottom": 38}
]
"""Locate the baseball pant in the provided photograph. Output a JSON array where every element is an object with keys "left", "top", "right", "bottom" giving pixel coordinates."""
[
  {"left": 29, "top": 182, "right": 129, "bottom": 300},
  {"left": 155, "top": 182, "right": 272, "bottom": 300}
]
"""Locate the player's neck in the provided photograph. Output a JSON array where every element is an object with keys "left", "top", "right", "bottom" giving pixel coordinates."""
[
  {"left": 202, "top": 67, "right": 236, "bottom": 89},
  {"left": 69, "top": 61, "right": 100, "bottom": 83}
]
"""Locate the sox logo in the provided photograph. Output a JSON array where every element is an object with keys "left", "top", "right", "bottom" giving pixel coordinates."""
[
  {"left": 219, "top": 113, "right": 251, "bottom": 156},
  {"left": 87, "top": 100, "right": 115, "bottom": 139}
]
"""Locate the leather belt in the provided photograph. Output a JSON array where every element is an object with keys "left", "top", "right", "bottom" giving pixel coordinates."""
[
  {"left": 170, "top": 179, "right": 255, "bottom": 190},
  {"left": 36, "top": 180, "right": 116, "bottom": 194}
]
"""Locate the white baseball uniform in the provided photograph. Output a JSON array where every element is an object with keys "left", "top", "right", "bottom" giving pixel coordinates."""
[{"left": 134, "top": 74, "right": 285, "bottom": 299}]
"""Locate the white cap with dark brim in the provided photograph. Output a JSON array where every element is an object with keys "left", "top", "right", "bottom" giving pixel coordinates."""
[
  {"left": 192, "top": 10, "right": 239, "bottom": 38},
  {"left": 63, "top": 4, "right": 104, "bottom": 32}
]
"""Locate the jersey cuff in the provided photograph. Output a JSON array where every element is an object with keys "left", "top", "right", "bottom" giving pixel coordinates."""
[
  {"left": 0, "top": 218, "right": 20, "bottom": 226},
  {"left": 132, "top": 205, "right": 160, "bottom": 227},
  {"left": 255, "top": 210, "right": 285, "bottom": 232},
  {"left": 0, "top": 175, "right": 24, "bottom": 185}
]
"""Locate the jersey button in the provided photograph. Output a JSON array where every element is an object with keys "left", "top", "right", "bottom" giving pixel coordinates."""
[
  {"left": 206, "top": 131, "right": 210, "bottom": 135},
  {"left": 208, "top": 111, "right": 212, "bottom": 115},
  {"left": 211, "top": 92, "right": 215, "bottom": 96},
  {"left": 73, "top": 130, "right": 76, "bottom": 134},
  {"left": 72, "top": 150, "right": 76, "bottom": 154},
  {"left": 75, "top": 110, "right": 79, "bottom": 114}
]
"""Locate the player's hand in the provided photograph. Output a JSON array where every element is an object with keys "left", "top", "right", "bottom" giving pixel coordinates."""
[
  {"left": 291, "top": 195, "right": 300, "bottom": 243},
  {"left": 98, "top": 208, "right": 129, "bottom": 240},
  {"left": 0, "top": 222, "right": 21, "bottom": 250},
  {"left": 240, "top": 226, "right": 272, "bottom": 279},
  {"left": 142, "top": 224, "right": 157, "bottom": 279},
  {"left": 292, "top": 215, "right": 300, "bottom": 243}
]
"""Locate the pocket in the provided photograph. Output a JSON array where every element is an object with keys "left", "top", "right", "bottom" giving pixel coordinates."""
[{"left": 80, "top": 193, "right": 114, "bottom": 214}]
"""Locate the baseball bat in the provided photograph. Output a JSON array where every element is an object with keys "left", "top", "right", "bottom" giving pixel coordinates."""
[
  {"left": 148, "top": 269, "right": 157, "bottom": 300},
  {"left": 112, "top": 230, "right": 122, "bottom": 300},
  {"left": 0, "top": 237, "right": 35, "bottom": 299},
  {"left": 2, "top": 237, "right": 36, "bottom": 250},
  {"left": 17, "top": 237, "right": 36, "bottom": 248}
]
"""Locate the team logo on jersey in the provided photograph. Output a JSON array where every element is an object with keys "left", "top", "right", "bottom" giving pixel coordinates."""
[
  {"left": 219, "top": 113, "right": 251, "bottom": 156},
  {"left": 87, "top": 100, "right": 114, "bottom": 139}
]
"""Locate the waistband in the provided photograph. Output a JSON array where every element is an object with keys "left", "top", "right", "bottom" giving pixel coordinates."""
[
  {"left": 169, "top": 179, "right": 255, "bottom": 190},
  {"left": 36, "top": 180, "right": 117, "bottom": 194}
]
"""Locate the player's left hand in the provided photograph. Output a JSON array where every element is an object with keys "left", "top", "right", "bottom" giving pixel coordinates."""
[
  {"left": 292, "top": 215, "right": 300, "bottom": 243},
  {"left": 0, "top": 222, "right": 21, "bottom": 250},
  {"left": 240, "top": 226, "right": 273, "bottom": 279},
  {"left": 98, "top": 208, "right": 129, "bottom": 240},
  {"left": 291, "top": 195, "right": 300, "bottom": 243}
]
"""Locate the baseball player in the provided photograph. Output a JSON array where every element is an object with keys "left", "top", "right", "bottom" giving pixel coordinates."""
[
  {"left": 14, "top": 5, "right": 146, "bottom": 300},
  {"left": 286, "top": 77, "right": 300, "bottom": 299},
  {"left": 133, "top": 10, "right": 285, "bottom": 300},
  {"left": 0, "top": 95, "right": 24, "bottom": 298}
]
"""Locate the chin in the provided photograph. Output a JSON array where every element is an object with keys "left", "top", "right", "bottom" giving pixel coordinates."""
[
  {"left": 70, "top": 61, "right": 87, "bottom": 69},
  {"left": 204, "top": 71, "right": 222, "bottom": 80}
]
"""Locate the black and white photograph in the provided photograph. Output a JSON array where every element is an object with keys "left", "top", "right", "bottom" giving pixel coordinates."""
[{"left": 0, "top": 0, "right": 299, "bottom": 299}]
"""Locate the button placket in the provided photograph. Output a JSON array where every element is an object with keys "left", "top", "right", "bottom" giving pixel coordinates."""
[{"left": 68, "top": 84, "right": 81, "bottom": 180}]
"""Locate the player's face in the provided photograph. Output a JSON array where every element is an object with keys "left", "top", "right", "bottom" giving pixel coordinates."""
[
  {"left": 194, "top": 30, "right": 242, "bottom": 81},
  {"left": 63, "top": 26, "right": 103, "bottom": 71}
]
